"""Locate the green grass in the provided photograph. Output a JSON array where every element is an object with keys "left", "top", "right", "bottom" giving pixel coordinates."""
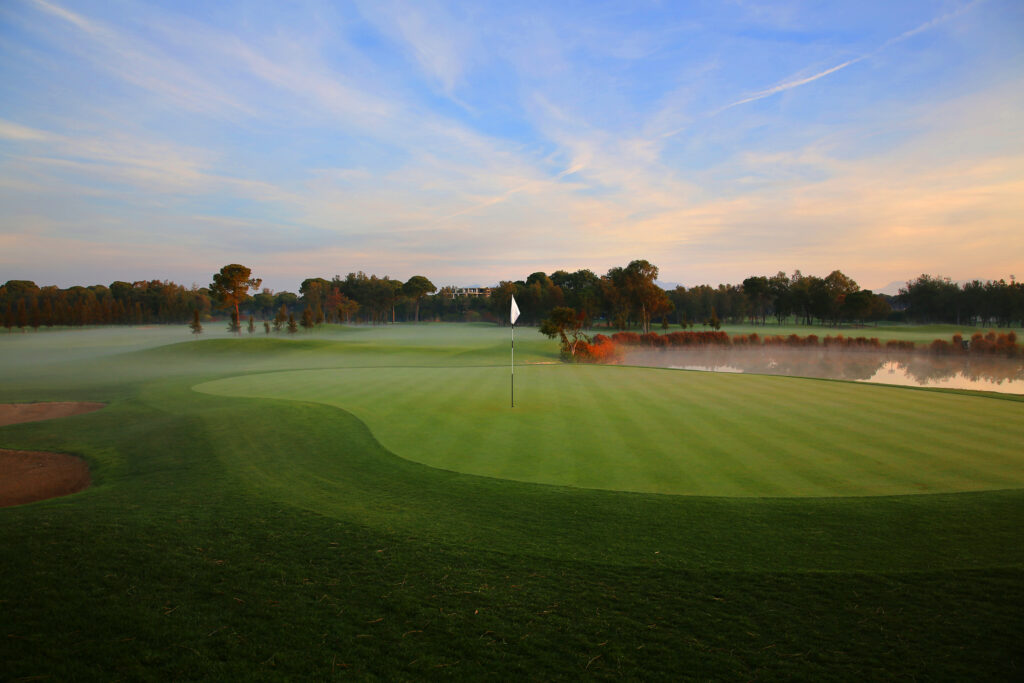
[
  {"left": 196, "top": 364, "right": 1024, "bottom": 497},
  {"left": 1, "top": 324, "right": 1022, "bottom": 680}
]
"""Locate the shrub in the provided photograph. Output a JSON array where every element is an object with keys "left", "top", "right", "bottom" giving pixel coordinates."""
[{"left": 641, "top": 332, "right": 667, "bottom": 347}]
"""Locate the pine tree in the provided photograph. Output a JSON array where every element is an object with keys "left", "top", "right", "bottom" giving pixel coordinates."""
[
  {"left": 287, "top": 313, "right": 298, "bottom": 334},
  {"left": 301, "top": 308, "right": 314, "bottom": 331},
  {"left": 228, "top": 311, "right": 241, "bottom": 334},
  {"left": 273, "top": 305, "right": 288, "bottom": 332},
  {"left": 190, "top": 309, "right": 203, "bottom": 335},
  {"left": 707, "top": 307, "right": 721, "bottom": 330}
]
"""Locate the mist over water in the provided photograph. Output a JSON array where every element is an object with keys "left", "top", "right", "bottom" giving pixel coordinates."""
[{"left": 623, "top": 347, "right": 1024, "bottom": 394}]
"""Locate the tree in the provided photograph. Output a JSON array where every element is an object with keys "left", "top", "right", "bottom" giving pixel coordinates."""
[
  {"left": 768, "top": 271, "right": 792, "bottom": 324},
  {"left": 209, "top": 264, "right": 262, "bottom": 323},
  {"left": 190, "top": 309, "right": 203, "bottom": 335},
  {"left": 403, "top": 275, "right": 437, "bottom": 323},
  {"left": 539, "top": 307, "right": 589, "bottom": 359},
  {"left": 300, "top": 307, "right": 314, "bottom": 331},
  {"left": 247, "top": 315, "right": 256, "bottom": 334},
  {"left": 227, "top": 311, "right": 241, "bottom": 334},
  {"left": 490, "top": 281, "right": 520, "bottom": 326},
  {"left": 287, "top": 313, "right": 298, "bottom": 334},
  {"left": 823, "top": 270, "right": 859, "bottom": 326},
  {"left": 299, "top": 278, "right": 330, "bottom": 322},
  {"left": 706, "top": 307, "right": 721, "bottom": 330},
  {"left": 621, "top": 260, "right": 671, "bottom": 334},
  {"left": 742, "top": 276, "right": 770, "bottom": 325},
  {"left": 273, "top": 304, "right": 288, "bottom": 332}
]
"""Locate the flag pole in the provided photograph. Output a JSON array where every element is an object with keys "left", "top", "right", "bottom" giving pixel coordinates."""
[{"left": 510, "top": 294, "right": 520, "bottom": 408}]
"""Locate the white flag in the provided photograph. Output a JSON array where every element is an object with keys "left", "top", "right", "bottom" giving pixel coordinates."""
[{"left": 510, "top": 295, "right": 520, "bottom": 325}]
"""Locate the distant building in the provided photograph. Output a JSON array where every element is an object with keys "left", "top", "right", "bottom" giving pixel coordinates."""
[{"left": 437, "top": 286, "right": 492, "bottom": 299}]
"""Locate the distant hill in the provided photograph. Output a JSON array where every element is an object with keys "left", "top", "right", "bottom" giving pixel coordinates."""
[{"left": 876, "top": 281, "right": 906, "bottom": 296}]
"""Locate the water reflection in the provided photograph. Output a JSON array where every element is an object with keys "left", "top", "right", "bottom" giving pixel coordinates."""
[{"left": 624, "top": 347, "right": 1024, "bottom": 394}]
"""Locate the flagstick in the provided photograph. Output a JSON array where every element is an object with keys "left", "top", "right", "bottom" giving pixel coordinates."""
[{"left": 511, "top": 321, "right": 515, "bottom": 408}]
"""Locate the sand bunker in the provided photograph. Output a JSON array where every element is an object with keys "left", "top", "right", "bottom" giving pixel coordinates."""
[
  {"left": 0, "top": 402, "right": 104, "bottom": 507},
  {"left": 0, "top": 401, "right": 105, "bottom": 427}
]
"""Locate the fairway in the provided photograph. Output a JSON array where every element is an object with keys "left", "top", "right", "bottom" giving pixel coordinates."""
[
  {"left": 197, "top": 364, "right": 1024, "bottom": 497},
  {"left": 3, "top": 325, "right": 1023, "bottom": 679}
]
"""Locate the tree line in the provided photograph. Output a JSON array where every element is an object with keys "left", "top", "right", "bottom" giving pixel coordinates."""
[
  {"left": 898, "top": 274, "right": 1023, "bottom": 327},
  {"left": 3, "top": 263, "right": 1020, "bottom": 333}
]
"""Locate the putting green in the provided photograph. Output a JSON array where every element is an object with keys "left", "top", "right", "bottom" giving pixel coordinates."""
[{"left": 196, "top": 364, "right": 1024, "bottom": 497}]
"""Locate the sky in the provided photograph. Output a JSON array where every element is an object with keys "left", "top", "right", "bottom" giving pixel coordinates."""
[{"left": 1, "top": 0, "right": 1022, "bottom": 294}]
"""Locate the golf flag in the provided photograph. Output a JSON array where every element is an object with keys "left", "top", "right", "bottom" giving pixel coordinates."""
[{"left": 510, "top": 295, "right": 519, "bottom": 408}]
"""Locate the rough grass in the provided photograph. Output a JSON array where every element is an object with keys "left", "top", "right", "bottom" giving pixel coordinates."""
[{"left": 1, "top": 324, "right": 1022, "bottom": 680}]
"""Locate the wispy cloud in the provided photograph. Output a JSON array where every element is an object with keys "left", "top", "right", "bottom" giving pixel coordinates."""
[
  {"left": 1, "top": 0, "right": 1020, "bottom": 289},
  {"left": 23, "top": 0, "right": 253, "bottom": 117},
  {"left": 0, "top": 119, "right": 52, "bottom": 141},
  {"left": 717, "top": 57, "right": 864, "bottom": 112},
  {"left": 717, "top": 1, "right": 983, "bottom": 113}
]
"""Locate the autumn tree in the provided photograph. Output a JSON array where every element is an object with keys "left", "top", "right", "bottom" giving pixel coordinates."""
[
  {"left": 609, "top": 260, "right": 671, "bottom": 333},
  {"left": 209, "top": 264, "right": 262, "bottom": 324},
  {"left": 823, "top": 270, "right": 859, "bottom": 326},
  {"left": 540, "top": 307, "right": 589, "bottom": 359},
  {"left": 190, "top": 309, "right": 203, "bottom": 334}
]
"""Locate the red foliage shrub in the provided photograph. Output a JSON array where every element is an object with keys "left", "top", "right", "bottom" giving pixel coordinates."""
[
  {"left": 577, "top": 338, "right": 622, "bottom": 363},
  {"left": 748, "top": 332, "right": 760, "bottom": 344},
  {"left": 971, "top": 337, "right": 993, "bottom": 353},
  {"left": 611, "top": 331, "right": 641, "bottom": 345},
  {"left": 641, "top": 332, "right": 667, "bottom": 347},
  {"left": 930, "top": 339, "right": 952, "bottom": 354},
  {"left": 806, "top": 334, "right": 819, "bottom": 346}
]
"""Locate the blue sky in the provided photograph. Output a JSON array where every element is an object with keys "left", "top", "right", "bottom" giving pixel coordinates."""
[{"left": 1, "top": 0, "right": 1022, "bottom": 292}]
